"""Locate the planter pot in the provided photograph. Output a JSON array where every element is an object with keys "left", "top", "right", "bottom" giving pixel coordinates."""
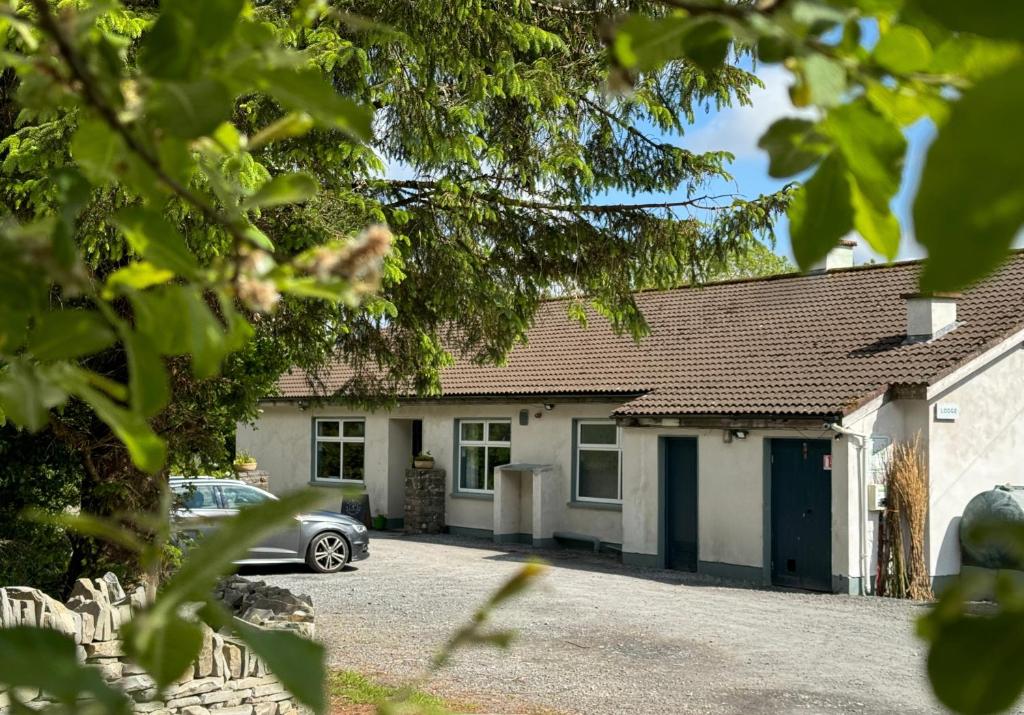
[
  {"left": 372, "top": 515, "right": 387, "bottom": 530},
  {"left": 413, "top": 459, "right": 434, "bottom": 469},
  {"left": 233, "top": 462, "right": 258, "bottom": 473}
]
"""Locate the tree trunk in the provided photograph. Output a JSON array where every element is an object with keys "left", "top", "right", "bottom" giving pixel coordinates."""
[{"left": 62, "top": 441, "right": 162, "bottom": 598}]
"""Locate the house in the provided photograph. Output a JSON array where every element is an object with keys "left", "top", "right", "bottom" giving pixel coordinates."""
[{"left": 236, "top": 245, "right": 1024, "bottom": 593}]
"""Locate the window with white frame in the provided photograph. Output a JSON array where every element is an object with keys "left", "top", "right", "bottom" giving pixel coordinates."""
[
  {"left": 314, "top": 418, "right": 366, "bottom": 482},
  {"left": 575, "top": 420, "right": 622, "bottom": 502},
  {"left": 457, "top": 420, "right": 511, "bottom": 492}
]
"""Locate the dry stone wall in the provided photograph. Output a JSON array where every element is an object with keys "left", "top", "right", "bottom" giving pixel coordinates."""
[{"left": 0, "top": 574, "right": 315, "bottom": 715}]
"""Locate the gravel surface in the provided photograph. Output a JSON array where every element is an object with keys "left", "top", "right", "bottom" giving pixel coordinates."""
[{"left": 249, "top": 533, "right": 944, "bottom": 714}]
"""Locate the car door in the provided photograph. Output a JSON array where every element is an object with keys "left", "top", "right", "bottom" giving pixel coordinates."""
[
  {"left": 172, "top": 483, "right": 228, "bottom": 543},
  {"left": 218, "top": 484, "right": 302, "bottom": 561}
]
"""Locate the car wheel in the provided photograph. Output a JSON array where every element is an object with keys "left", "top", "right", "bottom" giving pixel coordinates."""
[{"left": 307, "top": 532, "right": 349, "bottom": 573}]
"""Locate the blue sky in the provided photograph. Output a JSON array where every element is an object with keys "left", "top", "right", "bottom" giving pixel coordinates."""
[{"left": 603, "top": 61, "right": 938, "bottom": 266}]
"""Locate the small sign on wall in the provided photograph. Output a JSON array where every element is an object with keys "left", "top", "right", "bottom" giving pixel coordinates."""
[
  {"left": 823, "top": 454, "right": 832, "bottom": 471},
  {"left": 934, "top": 403, "right": 960, "bottom": 422}
]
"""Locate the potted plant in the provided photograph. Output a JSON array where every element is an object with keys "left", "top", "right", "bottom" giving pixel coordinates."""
[
  {"left": 233, "top": 452, "right": 258, "bottom": 473},
  {"left": 413, "top": 451, "right": 434, "bottom": 469},
  {"left": 372, "top": 514, "right": 387, "bottom": 530}
]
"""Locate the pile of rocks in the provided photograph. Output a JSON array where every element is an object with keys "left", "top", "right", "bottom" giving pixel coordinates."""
[
  {"left": 0, "top": 573, "right": 312, "bottom": 715},
  {"left": 214, "top": 578, "right": 315, "bottom": 639}
]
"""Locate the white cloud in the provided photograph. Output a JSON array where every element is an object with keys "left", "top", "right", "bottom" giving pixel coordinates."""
[{"left": 685, "top": 65, "right": 817, "bottom": 160}]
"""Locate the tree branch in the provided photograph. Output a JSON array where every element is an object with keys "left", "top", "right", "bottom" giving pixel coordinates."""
[
  {"left": 29, "top": 0, "right": 251, "bottom": 246},
  {"left": 370, "top": 178, "right": 739, "bottom": 214}
]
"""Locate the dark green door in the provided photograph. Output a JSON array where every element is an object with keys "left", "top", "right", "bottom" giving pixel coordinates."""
[
  {"left": 770, "top": 439, "right": 832, "bottom": 591},
  {"left": 664, "top": 437, "right": 698, "bottom": 571}
]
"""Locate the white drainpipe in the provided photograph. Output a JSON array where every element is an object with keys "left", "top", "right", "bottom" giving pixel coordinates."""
[{"left": 826, "top": 422, "right": 870, "bottom": 596}]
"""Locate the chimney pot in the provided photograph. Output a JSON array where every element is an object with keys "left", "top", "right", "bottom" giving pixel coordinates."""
[{"left": 902, "top": 292, "right": 960, "bottom": 341}]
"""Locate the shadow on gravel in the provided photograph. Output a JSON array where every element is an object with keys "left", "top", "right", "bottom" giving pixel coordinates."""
[
  {"left": 376, "top": 531, "right": 782, "bottom": 594},
  {"left": 236, "top": 563, "right": 361, "bottom": 577}
]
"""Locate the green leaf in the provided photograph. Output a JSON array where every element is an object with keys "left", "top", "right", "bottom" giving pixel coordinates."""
[
  {"left": 123, "top": 330, "right": 170, "bottom": 418},
  {"left": 851, "top": 181, "right": 900, "bottom": 259},
  {"left": 36, "top": 511, "right": 147, "bottom": 554},
  {"left": 53, "top": 367, "right": 167, "bottom": 472},
  {"left": 147, "top": 79, "right": 234, "bottom": 139},
  {"left": 104, "top": 262, "right": 176, "bottom": 296},
  {"left": 115, "top": 207, "right": 200, "bottom": 278},
  {"left": 613, "top": 15, "right": 730, "bottom": 73},
  {"left": 927, "top": 613, "right": 1024, "bottom": 715},
  {"left": 821, "top": 100, "right": 906, "bottom": 210},
  {"left": 243, "top": 172, "right": 319, "bottom": 209},
  {"left": 797, "top": 54, "right": 846, "bottom": 107},
  {"left": 165, "top": 0, "right": 244, "bottom": 49},
  {"left": 678, "top": 18, "right": 732, "bottom": 72},
  {"left": 874, "top": 25, "right": 933, "bottom": 74},
  {"left": 0, "top": 627, "right": 130, "bottom": 714},
  {"left": 930, "top": 36, "right": 1022, "bottom": 82},
  {"left": 248, "top": 112, "right": 315, "bottom": 150},
  {"left": 28, "top": 309, "right": 116, "bottom": 361},
  {"left": 915, "top": 61, "right": 1024, "bottom": 291},
  {"left": 71, "top": 117, "right": 124, "bottom": 183},
  {"left": 234, "top": 623, "right": 327, "bottom": 715},
  {"left": 864, "top": 80, "right": 946, "bottom": 127},
  {"left": 0, "top": 309, "right": 28, "bottom": 352},
  {"left": 258, "top": 68, "right": 372, "bottom": 140},
  {"left": 613, "top": 15, "right": 687, "bottom": 71},
  {"left": 913, "top": 0, "right": 1024, "bottom": 43},
  {"left": 788, "top": 152, "right": 854, "bottom": 269},
  {"left": 0, "top": 361, "right": 68, "bottom": 431},
  {"left": 139, "top": 11, "right": 195, "bottom": 79},
  {"left": 122, "top": 612, "right": 204, "bottom": 692},
  {"left": 757, "top": 118, "right": 831, "bottom": 178}
]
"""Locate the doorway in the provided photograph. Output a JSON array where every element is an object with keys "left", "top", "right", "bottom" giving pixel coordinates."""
[
  {"left": 769, "top": 439, "right": 832, "bottom": 591},
  {"left": 663, "top": 437, "right": 698, "bottom": 571}
]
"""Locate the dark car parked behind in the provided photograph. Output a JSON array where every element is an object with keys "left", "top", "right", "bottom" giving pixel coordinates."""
[{"left": 169, "top": 477, "right": 369, "bottom": 573}]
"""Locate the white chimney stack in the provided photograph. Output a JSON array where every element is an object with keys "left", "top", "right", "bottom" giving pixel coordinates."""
[
  {"left": 812, "top": 239, "right": 856, "bottom": 272},
  {"left": 902, "top": 292, "right": 960, "bottom": 342}
]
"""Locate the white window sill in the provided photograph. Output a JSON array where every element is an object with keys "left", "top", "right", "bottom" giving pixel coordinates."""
[{"left": 567, "top": 500, "right": 622, "bottom": 511}]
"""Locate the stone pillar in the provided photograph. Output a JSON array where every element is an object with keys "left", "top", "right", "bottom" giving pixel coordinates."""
[
  {"left": 235, "top": 469, "right": 269, "bottom": 490},
  {"left": 404, "top": 468, "right": 446, "bottom": 534}
]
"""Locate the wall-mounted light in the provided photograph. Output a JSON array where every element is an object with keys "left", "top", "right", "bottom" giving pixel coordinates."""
[
  {"left": 543, "top": 403, "right": 554, "bottom": 411},
  {"left": 732, "top": 429, "right": 748, "bottom": 440}
]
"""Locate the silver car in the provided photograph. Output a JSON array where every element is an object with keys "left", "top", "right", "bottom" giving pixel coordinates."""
[{"left": 169, "top": 477, "right": 369, "bottom": 573}]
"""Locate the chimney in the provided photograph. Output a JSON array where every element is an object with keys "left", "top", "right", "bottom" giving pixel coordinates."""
[
  {"left": 902, "top": 292, "right": 960, "bottom": 342},
  {"left": 812, "top": 239, "right": 856, "bottom": 272}
]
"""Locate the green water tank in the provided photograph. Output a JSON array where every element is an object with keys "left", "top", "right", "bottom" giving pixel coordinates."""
[{"left": 960, "top": 485, "right": 1024, "bottom": 569}]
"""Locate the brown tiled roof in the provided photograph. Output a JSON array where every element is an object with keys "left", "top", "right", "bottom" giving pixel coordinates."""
[{"left": 276, "top": 253, "right": 1024, "bottom": 417}]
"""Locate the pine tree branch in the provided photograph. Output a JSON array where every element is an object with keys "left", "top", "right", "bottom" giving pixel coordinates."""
[
  {"left": 579, "top": 96, "right": 670, "bottom": 153},
  {"left": 371, "top": 178, "right": 739, "bottom": 213}
]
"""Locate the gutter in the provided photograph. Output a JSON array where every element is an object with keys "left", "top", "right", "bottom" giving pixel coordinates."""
[{"left": 825, "top": 421, "right": 871, "bottom": 596}]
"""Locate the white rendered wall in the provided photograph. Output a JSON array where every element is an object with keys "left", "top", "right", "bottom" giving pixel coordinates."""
[
  {"left": 238, "top": 401, "right": 624, "bottom": 544},
  {"left": 927, "top": 343, "right": 1024, "bottom": 576}
]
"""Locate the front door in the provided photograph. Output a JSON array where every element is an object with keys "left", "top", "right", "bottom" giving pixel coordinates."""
[
  {"left": 770, "top": 439, "right": 832, "bottom": 591},
  {"left": 664, "top": 437, "right": 698, "bottom": 571}
]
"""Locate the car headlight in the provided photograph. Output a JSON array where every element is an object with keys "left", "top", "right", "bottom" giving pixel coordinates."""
[{"left": 352, "top": 523, "right": 367, "bottom": 534}]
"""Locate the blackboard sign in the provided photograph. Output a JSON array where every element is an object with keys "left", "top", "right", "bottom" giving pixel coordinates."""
[{"left": 340, "top": 493, "right": 372, "bottom": 528}]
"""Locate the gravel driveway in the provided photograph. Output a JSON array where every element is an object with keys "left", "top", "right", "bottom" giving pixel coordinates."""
[{"left": 254, "top": 533, "right": 943, "bottom": 714}]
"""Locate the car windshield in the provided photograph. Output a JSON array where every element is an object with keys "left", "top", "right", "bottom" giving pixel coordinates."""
[{"left": 221, "top": 484, "right": 273, "bottom": 508}]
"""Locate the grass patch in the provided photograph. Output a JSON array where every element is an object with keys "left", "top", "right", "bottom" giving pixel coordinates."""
[{"left": 328, "top": 670, "right": 467, "bottom": 714}]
